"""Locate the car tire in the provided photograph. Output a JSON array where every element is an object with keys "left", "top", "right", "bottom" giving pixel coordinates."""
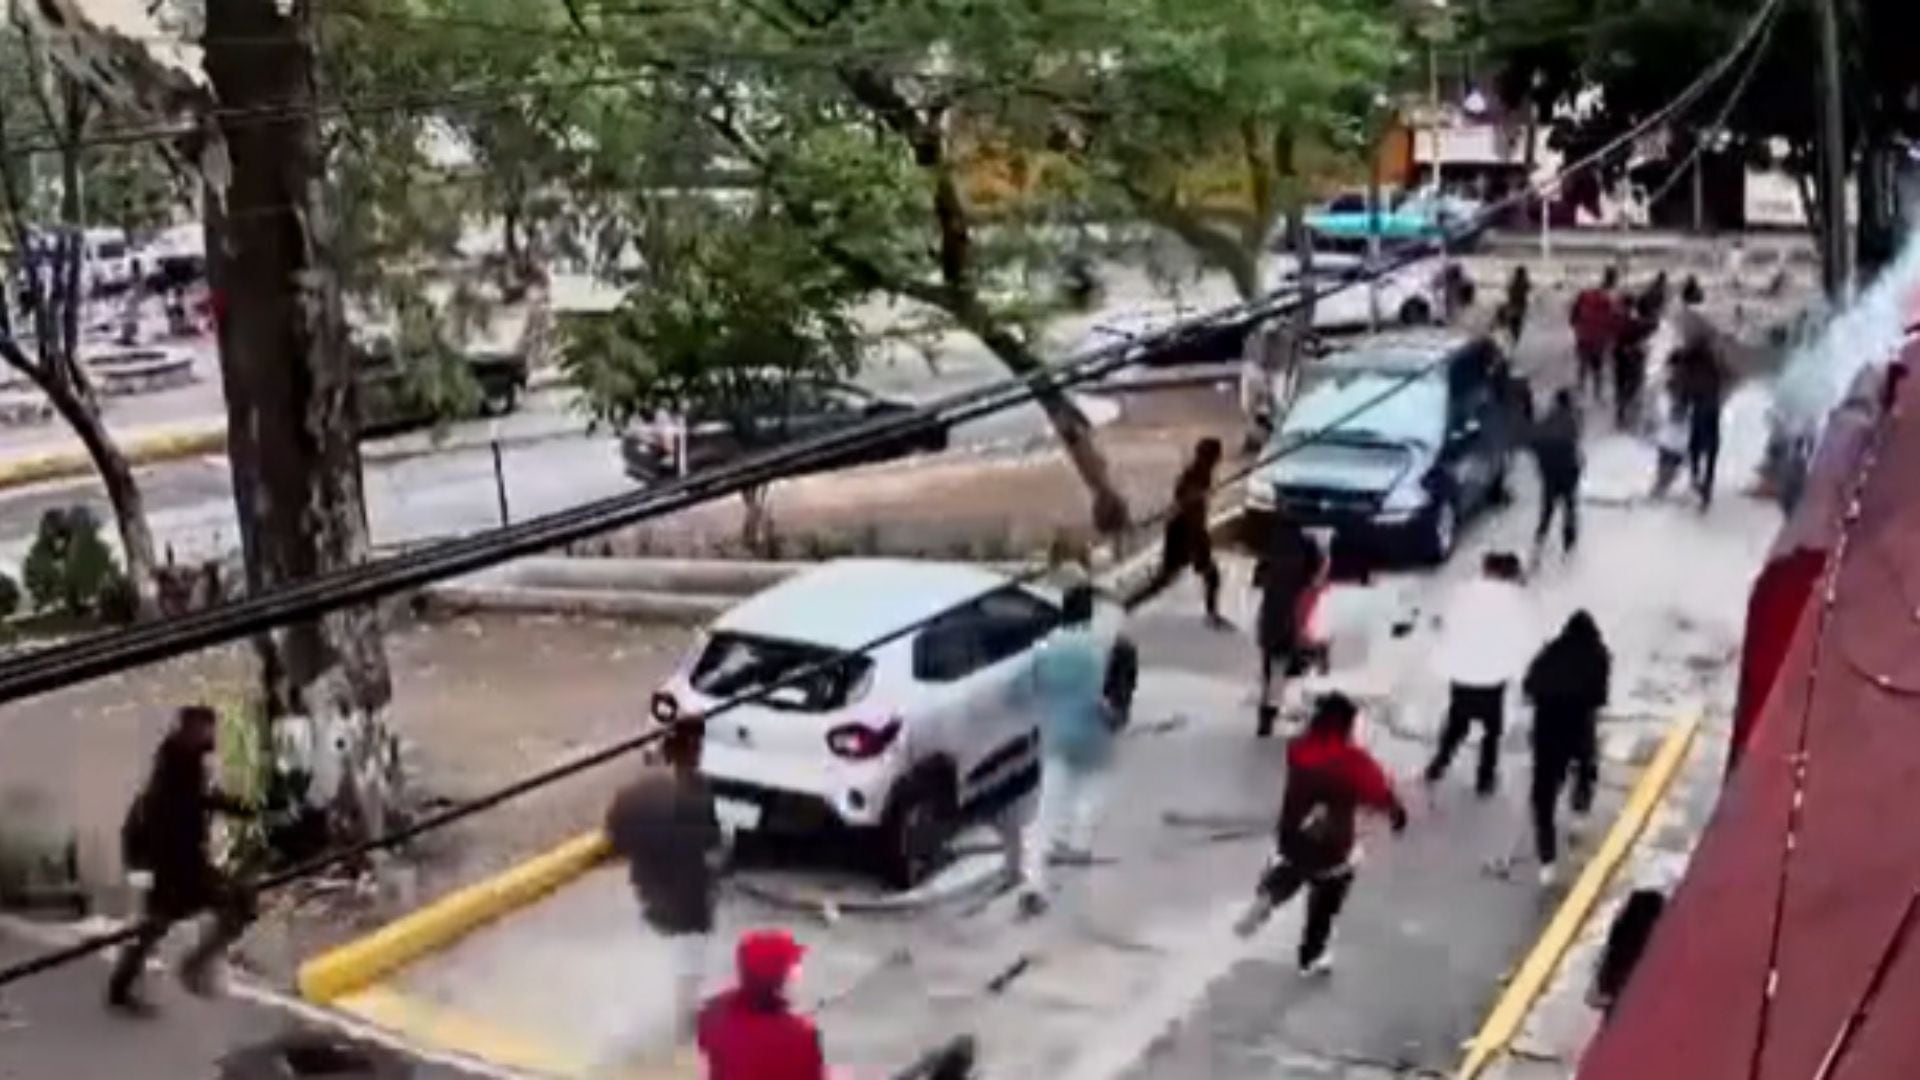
[
  {"left": 1399, "top": 298, "right": 1434, "bottom": 326},
  {"left": 1419, "top": 495, "right": 1459, "bottom": 566},
  {"left": 876, "top": 769, "right": 956, "bottom": 891},
  {"left": 480, "top": 383, "right": 520, "bottom": 418}
]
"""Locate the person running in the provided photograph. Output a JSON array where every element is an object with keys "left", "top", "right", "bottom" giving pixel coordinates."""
[
  {"left": 1501, "top": 265, "right": 1533, "bottom": 346},
  {"left": 1671, "top": 285, "right": 1727, "bottom": 509},
  {"left": 1253, "top": 515, "right": 1327, "bottom": 739},
  {"left": 1523, "top": 611, "right": 1611, "bottom": 885},
  {"left": 1570, "top": 268, "right": 1622, "bottom": 404},
  {"left": 1425, "top": 553, "right": 1535, "bottom": 796},
  {"left": 696, "top": 930, "right": 827, "bottom": 1080},
  {"left": 605, "top": 721, "right": 724, "bottom": 1052},
  {"left": 1530, "top": 389, "right": 1583, "bottom": 560},
  {"left": 1133, "top": 438, "right": 1226, "bottom": 627},
  {"left": 1019, "top": 583, "right": 1119, "bottom": 916},
  {"left": 1234, "top": 693, "right": 1408, "bottom": 975},
  {"left": 109, "top": 705, "right": 256, "bottom": 1015},
  {"left": 1612, "top": 292, "right": 1657, "bottom": 430},
  {"left": 1650, "top": 386, "right": 1691, "bottom": 499}
]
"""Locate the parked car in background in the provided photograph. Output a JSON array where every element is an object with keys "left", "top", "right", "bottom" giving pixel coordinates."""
[
  {"left": 1303, "top": 189, "right": 1485, "bottom": 253},
  {"left": 619, "top": 379, "right": 949, "bottom": 484},
  {"left": 80, "top": 228, "right": 135, "bottom": 296},
  {"left": 353, "top": 336, "right": 529, "bottom": 439},
  {"left": 1270, "top": 253, "right": 1449, "bottom": 334},
  {"left": 1244, "top": 332, "right": 1524, "bottom": 565},
  {"left": 648, "top": 559, "right": 1122, "bottom": 887},
  {"left": 1068, "top": 301, "right": 1264, "bottom": 369}
]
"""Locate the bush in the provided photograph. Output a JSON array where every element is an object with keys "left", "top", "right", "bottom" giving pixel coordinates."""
[
  {"left": 0, "top": 571, "right": 19, "bottom": 621},
  {"left": 22, "top": 507, "right": 125, "bottom": 617}
]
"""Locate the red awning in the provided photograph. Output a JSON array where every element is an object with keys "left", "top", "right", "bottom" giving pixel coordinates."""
[{"left": 1580, "top": 336, "right": 1920, "bottom": 1079}]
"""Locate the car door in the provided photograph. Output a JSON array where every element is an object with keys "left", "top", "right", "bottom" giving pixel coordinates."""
[
  {"left": 910, "top": 588, "right": 1058, "bottom": 811},
  {"left": 1443, "top": 350, "right": 1500, "bottom": 504}
]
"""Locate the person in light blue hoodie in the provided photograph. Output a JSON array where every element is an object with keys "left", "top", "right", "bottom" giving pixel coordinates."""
[{"left": 1018, "top": 584, "right": 1119, "bottom": 915}]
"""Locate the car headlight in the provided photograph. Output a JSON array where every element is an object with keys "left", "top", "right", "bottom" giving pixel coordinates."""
[
  {"left": 1246, "top": 477, "right": 1278, "bottom": 510},
  {"left": 1380, "top": 479, "right": 1429, "bottom": 515}
]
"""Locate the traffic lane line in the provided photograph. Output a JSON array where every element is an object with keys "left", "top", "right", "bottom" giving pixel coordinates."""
[{"left": 1455, "top": 714, "right": 1700, "bottom": 1080}]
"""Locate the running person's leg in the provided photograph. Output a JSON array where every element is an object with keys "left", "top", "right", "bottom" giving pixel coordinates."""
[
  {"left": 1473, "top": 685, "right": 1506, "bottom": 796},
  {"left": 1298, "top": 869, "right": 1356, "bottom": 971},
  {"left": 1426, "top": 684, "right": 1477, "bottom": 784}
]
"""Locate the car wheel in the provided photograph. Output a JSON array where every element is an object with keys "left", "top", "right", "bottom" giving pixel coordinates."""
[
  {"left": 876, "top": 770, "right": 955, "bottom": 891},
  {"left": 1399, "top": 298, "right": 1434, "bottom": 326},
  {"left": 1420, "top": 496, "right": 1458, "bottom": 565},
  {"left": 480, "top": 383, "right": 520, "bottom": 417}
]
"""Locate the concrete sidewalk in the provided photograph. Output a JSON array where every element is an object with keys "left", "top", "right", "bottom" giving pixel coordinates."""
[{"left": 0, "top": 926, "right": 491, "bottom": 1079}]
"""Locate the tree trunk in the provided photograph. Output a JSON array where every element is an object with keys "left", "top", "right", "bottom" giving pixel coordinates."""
[
  {"left": 204, "top": 0, "right": 399, "bottom": 855},
  {"left": 38, "top": 375, "right": 159, "bottom": 616},
  {"left": 740, "top": 484, "right": 777, "bottom": 556},
  {"left": 967, "top": 315, "right": 1128, "bottom": 536}
]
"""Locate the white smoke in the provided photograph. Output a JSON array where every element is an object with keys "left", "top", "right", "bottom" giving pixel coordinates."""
[{"left": 1772, "top": 230, "right": 1920, "bottom": 442}]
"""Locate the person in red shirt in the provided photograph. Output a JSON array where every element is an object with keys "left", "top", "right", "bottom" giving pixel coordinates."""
[
  {"left": 1569, "top": 268, "right": 1622, "bottom": 404},
  {"left": 1234, "top": 693, "right": 1408, "bottom": 973},
  {"left": 697, "top": 930, "right": 827, "bottom": 1080}
]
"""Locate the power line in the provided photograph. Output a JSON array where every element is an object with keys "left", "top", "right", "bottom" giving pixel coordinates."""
[
  {"left": 0, "top": 0, "right": 1791, "bottom": 991},
  {"left": 0, "top": 0, "right": 1781, "bottom": 713}
]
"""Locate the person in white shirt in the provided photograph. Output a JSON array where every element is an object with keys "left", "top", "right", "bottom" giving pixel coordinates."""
[{"left": 1423, "top": 552, "right": 1535, "bottom": 796}]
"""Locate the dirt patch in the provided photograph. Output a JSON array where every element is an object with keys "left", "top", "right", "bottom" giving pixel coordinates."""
[
  {"left": 0, "top": 612, "right": 693, "bottom": 983},
  {"left": 571, "top": 385, "right": 1242, "bottom": 561}
]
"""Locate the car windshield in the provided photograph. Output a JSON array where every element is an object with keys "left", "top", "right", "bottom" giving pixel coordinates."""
[
  {"left": 1279, "top": 364, "right": 1446, "bottom": 448},
  {"left": 690, "top": 632, "right": 872, "bottom": 712}
]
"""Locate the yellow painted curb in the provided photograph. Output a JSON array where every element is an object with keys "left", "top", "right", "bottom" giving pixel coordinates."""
[
  {"left": 0, "top": 426, "right": 225, "bottom": 490},
  {"left": 298, "top": 830, "right": 611, "bottom": 1004},
  {"left": 1457, "top": 715, "right": 1701, "bottom": 1080}
]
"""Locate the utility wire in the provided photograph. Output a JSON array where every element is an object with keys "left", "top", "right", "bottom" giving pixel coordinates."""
[
  {"left": 0, "top": 0, "right": 1783, "bottom": 711},
  {"left": 1642, "top": 0, "right": 1782, "bottom": 212},
  {"left": 0, "top": 0, "right": 1791, "bottom": 989}
]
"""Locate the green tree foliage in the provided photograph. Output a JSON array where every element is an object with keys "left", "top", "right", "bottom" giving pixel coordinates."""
[
  {"left": 20, "top": 506, "right": 128, "bottom": 619},
  {"left": 1062, "top": 0, "right": 1400, "bottom": 298},
  {"left": 564, "top": 210, "right": 864, "bottom": 550},
  {"left": 1474, "top": 0, "right": 1920, "bottom": 251}
]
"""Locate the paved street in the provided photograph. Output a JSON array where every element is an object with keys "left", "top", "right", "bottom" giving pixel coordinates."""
[{"left": 307, "top": 377, "right": 1777, "bottom": 1078}]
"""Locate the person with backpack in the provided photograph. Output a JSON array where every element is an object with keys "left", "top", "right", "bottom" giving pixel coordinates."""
[
  {"left": 110, "top": 705, "right": 256, "bottom": 1014},
  {"left": 1234, "top": 693, "right": 1408, "bottom": 974},
  {"left": 1523, "top": 611, "right": 1611, "bottom": 885},
  {"left": 1018, "top": 584, "right": 1124, "bottom": 916}
]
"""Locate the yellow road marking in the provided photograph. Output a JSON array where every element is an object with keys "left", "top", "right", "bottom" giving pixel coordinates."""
[{"left": 1457, "top": 715, "right": 1700, "bottom": 1080}]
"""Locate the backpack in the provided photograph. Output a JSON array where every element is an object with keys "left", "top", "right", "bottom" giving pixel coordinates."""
[{"left": 1103, "top": 635, "right": 1139, "bottom": 730}]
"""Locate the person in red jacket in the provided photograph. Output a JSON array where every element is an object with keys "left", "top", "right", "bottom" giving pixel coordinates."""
[
  {"left": 1234, "top": 693, "right": 1408, "bottom": 973},
  {"left": 697, "top": 929, "right": 827, "bottom": 1080}
]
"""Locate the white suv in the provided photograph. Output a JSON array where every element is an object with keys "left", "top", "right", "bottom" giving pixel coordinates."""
[{"left": 649, "top": 559, "right": 1118, "bottom": 888}]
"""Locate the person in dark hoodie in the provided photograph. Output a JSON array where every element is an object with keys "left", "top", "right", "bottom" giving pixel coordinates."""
[
  {"left": 605, "top": 721, "right": 723, "bottom": 1050},
  {"left": 697, "top": 929, "right": 826, "bottom": 1080},
  {"left": 1234, "top": 693, "right": 1408, "bottom": 974},
  {"left": 1253, "top": 514, "right": 1327, "bottom": 739},
  {"left": 1523, "top": 611, "right": 1611, "bottom": 885},
  {"left": 109, "top": 704, "right": 255, "bottom": 1014},
  {"left": 1530, "top": 389, "right": 1583, "bottom": 560},
  {"left": 1133, "top": 437, "right": 1227, "bottom": 627}
]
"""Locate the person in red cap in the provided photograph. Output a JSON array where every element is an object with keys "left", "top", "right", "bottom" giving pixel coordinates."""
[{"left": 697, "top": 929, "right": 827, "bottom": 1080}]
